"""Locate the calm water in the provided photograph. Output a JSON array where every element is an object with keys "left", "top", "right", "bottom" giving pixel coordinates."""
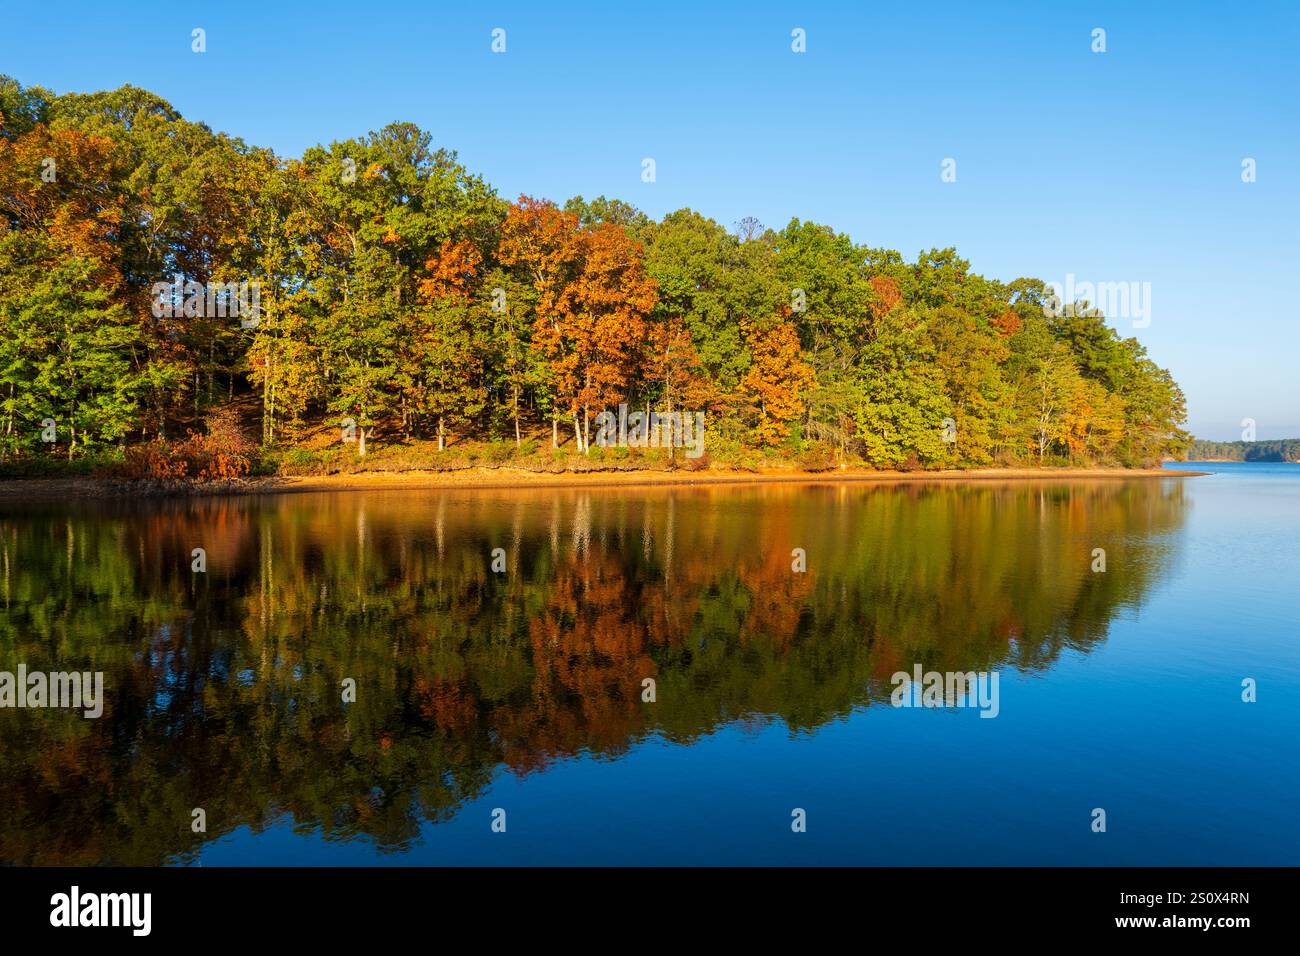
[{"left": 1, "top": 464, "right": 1296, "bottom": 865}]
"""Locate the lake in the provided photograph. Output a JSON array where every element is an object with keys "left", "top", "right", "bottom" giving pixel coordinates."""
[{"left": 1, "top": 463, "right": 1296, "bottom": 865}]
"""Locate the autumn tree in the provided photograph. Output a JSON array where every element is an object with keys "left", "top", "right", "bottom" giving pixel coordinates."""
[
  {"left": 646, "top": 318, "right": 714, "bottom": 415},
  {"left": 299, "top": 124, "right": 501, "bottom": 455},
  {"left": 0, "top": 120, "right": 149, "bottom": 457},
  {"left": 499, "top": 197, "right": 656, "bottom": 452},
  {"left": 412, "top": 239, "right": 490, "bottom": 449},
  {"left": 740, "top": 313, "right": 815, "bottom": 446}
]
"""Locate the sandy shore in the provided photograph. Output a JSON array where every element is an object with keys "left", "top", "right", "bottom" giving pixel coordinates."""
[{"left": 0, "top": 466, "right": 1209, "bottom": 501}]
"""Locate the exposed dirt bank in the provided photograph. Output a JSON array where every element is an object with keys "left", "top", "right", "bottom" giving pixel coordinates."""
[{"left": 0, "top": 466, "right": 1208, "bottom": 502}]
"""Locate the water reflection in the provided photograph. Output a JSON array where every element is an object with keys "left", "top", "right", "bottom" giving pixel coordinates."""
[{"left": 0, "top": 480, "right": 1186, "bottom": 864}]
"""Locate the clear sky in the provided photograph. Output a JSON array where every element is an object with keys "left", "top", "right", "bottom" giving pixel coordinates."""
[{"left": 2, "top": 0, "right": 1296, "bottom": 440}]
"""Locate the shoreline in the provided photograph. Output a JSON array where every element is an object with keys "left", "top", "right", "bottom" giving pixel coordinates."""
[{"left": 0, "top": 466, "right": 1209, "bottom": 501}]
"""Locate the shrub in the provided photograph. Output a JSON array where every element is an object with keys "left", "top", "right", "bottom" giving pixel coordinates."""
[
  {"left": 121, "top": 442, "right": 189, "bottom": 482},
  {"left": 120, "top": 409, "right": 254, "bottom": 483},
  {"left": 798, "top": 441, "right": 836, "bottom": 472},
  {"left": 683, "top": 450, "right": 711, "bottom": 472}
]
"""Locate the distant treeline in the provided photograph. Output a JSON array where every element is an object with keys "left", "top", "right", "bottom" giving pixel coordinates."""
[
  {"left": 0, "top": 76, "right": 1189, "bottom": 471},
  {"left": 1185, "top": 439, "right": 1300, "bottom": 462}
]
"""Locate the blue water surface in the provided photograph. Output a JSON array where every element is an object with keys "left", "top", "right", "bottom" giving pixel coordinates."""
[{"left": 187, "top": 464, "right": 1298, "bottom": 865}]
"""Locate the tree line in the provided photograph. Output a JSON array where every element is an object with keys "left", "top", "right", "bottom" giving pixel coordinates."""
[
  {"left": 0, "top": 76, "right": 1190, "bottom": 471},
  {"left": 1185, "top": 439, "right": 1300, "bottom": 462}
]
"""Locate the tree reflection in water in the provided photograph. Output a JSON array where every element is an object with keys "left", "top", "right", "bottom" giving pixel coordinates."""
[{"left": 0, "top": 479, "right": 1186, "bottom": 863}]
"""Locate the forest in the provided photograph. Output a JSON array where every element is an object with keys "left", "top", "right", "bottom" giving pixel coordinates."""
[
  {"left": 1184, "top": 439, "right": 1300, "bottom": 462},
  {"left": 0, "top": 76, "right": 1191, "bottom": 478}
]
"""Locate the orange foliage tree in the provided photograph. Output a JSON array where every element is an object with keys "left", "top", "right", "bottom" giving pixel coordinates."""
[
  {"left": 410, "top": 238, "right": 489, "bottom": 448},
  {"left": 646, "top": 317, "right": 715, "bottom": 414},
  {"left": 868, "top": 275, "right": 903, "bottom": 321},
  {"left": 740, "top": 312, "right": 816, "bottom": 445},
  {"left": 498, "top": 197, "right": 657, "bottom": 452}
]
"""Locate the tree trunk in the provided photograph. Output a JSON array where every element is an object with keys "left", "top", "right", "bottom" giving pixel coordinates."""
[
  {"left": 262, "top": 371, "right": 273, "bottom": 445},
  {"left": 513, "top": 387, "right": 522, "bottom": 447}
]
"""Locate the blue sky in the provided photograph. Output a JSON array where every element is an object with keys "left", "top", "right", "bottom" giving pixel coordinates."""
[{"left": 2, "top": 0, "right": 1297, "bottom": 440}]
